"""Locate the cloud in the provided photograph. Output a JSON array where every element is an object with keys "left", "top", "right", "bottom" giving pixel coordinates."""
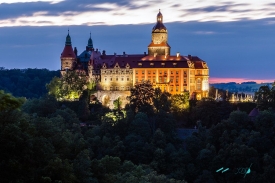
[{"left": 1, "top": 0, "right": 275, "bottom": 26}]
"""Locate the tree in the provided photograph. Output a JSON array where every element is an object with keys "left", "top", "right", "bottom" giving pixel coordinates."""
[
  {"left": 153, "top": 88, "right": 171, "bottom": 113},
  {"left": 0, "top": 90, "right": 25, "bottom": 126},
  {"left": 127, "top": 80, "right": 154, "bottom": 114},
  {"left": 113, "top": 97, "right": 122, "bottom": 111},
  {"left": 46, "top": 71, "right": 88, "bottom": 100},
  {"left": 171, "top": 92, "right": 189, "bottom": 114},
  {"left": 254, "top": 85, "right": 271, "bottom": 110}
]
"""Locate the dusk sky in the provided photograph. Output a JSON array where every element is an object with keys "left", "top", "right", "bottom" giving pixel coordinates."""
[{"left": 1, "top": 0, "right": 275, "bottom": 83}]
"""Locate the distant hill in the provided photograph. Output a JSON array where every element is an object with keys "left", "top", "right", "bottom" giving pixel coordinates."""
[
  {"left": 210, "top": 82, "right": 272, "bottom": 93},
  {"left": 0, "top": 68, "right": 60, "bottom": 98}
]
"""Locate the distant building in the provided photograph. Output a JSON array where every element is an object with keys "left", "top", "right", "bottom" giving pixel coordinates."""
[{"left": 60, "top": 10, "right": 210, "bottom": 108}]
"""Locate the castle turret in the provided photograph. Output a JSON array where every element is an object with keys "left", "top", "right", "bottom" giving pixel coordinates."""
[
  {"left": 87, "top": 32, "right": 93, "bottom": 51},
  {"left": 61, "top": 30, "right": 76, "bottom": 73},
  {"left": 148, "top": 10, "right": 171, "bottom": 56}
]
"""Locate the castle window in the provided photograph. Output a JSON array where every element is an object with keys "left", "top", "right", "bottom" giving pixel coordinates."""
[
  {"left": 164, "top": 71, "right": 167, "bottom": 75},
  {"left": 138, "top": 63, "right": 142, "bottom": 66},
  {"left": 173, "top": 63, "right": 177, "bottom": 66},
  {"left": 170, "top": 86, "right": 173, "bottom": 92},
  {"left": 142, "top": 70, "right": 145, "bottom": 74},
  {"left": 164, "top": 77, "right": 167, "bottom": 83},
  {"left": 104, "top": 77, "right": 107, "bottom": 82},
  {"left": 150, "top": 63, "right": 154, "bottom": 66},
  {"left": 136, "top": 71, "right": 138, "bottom": 75},
  {"left": 171, "top": 71, "right": 173, "bottom": 74},
  {"left": 153, "top": 71, "right": 156, "bottom": 74},
  {"left": 153, "top": 77, "right": 156, "bottom": 83},
  {"left": 142, "top": 76, "right": 145, "bottom": 81},
  {"left": 159, "top": 71, "right": 162, "bottom": 74},
  {"left": 159, "top": 76, "right": 162, "bottom": 83},
  {"left": 176, "top": 86, "right": 179, "bottom": 92},
  {"left": 197, "top": 70, "right": 201, "bottom": 75},
  {"left": 184, "top": 71, "right": 187, "bottom": 75},
  {"left": 121, "top": 77, "right": 124, "bottom": 81},
  {"left": 148, "top": 71, "right": 151, "bottom": 74},
  {"left": 110, "top": 86, "right": 113, "bottom": 90},
  {"left": 127, "top": 77, "right": 129, "bottom": 81},
  {"left": 126, "top": 86, "right": 130, "bottom": 90},
  {"left": 115, "top": 86, "right": 119, "bottom": 91},
  {"left": 148, "top": 76, "right": 151, "bottom": 82},
  {"left": 176, "top": 77, "right": 179, "bottom": 83},
  {"left": 176, "top": 71, "right": 179, "bottom": 74},
  {"left": 184, "top": 86, "right": 187, "bottom": 91},
  {"left": 161, "top": 63, "right": 165, "bottom": 66},
  {"left": 110, "top": 77, "right": 112, "bottom": 81},
  {"left": 135, "top": 78, "right": 138, "bottom": 83},
  {"left": 121, "top": 86, "right": 124, "bottom": 90},
  {"left": 184, "top": 78, "right": 186, "bottom": 84},
  {"left": 116, "top": 77, "right": 118, "bottom": 81},
  {"left": 170, "top": 77, "right": 174, "bottom": 83}
]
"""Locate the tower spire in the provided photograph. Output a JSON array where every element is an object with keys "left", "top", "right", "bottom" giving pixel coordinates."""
[
  {"left": 65, "top": 29, "right": 72, "bottom": 46},
  {"left": 87, "top": 32, "right": 93, "bottom": 49}
]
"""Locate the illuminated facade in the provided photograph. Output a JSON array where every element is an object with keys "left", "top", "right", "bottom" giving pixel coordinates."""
[{"left": 60, "top": 11, "right": 209, "bottom": 107}]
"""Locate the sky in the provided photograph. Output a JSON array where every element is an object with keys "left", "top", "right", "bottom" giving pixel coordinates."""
[{"left": 0, "top": 0, "right": 275, "bottom": 83}]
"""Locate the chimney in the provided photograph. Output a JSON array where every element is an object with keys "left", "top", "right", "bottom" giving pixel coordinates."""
[
  {"left": 123, "top": 51, "right": 125, "bottom": 55},
  {"left": 176, "top": 52, "right": 180, "bottom": 57},
  {"left": 96, "top": 48, "right": 98, "bottom": 53},
  {"left": 188, "top": 54, "right": 192, "bottom": 59},
  {"left": 102, "top": 50, "right": 106, "bottom": 56},
  {"left": 144, "top": 52, "right": 146, "bottom": 55}
]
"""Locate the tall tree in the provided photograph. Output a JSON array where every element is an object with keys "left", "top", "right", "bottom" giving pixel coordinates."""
[{"left": 127, "top": 80, "right": 154, "bottom": 114}]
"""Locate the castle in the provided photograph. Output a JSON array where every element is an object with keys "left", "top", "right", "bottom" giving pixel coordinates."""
[{"left": 60, "top": 10, "right": 209, "bottom": 108}]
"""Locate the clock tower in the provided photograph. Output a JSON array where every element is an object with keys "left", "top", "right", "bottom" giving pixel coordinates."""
[{"left": 148, "top": 10, "right": 171, "bottom": 56}]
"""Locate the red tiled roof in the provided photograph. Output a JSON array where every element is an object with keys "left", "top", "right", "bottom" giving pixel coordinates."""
[
  {"left": 61, "top": 45, "right": 76, "bottom": 58},
  {"left": 92, "top": 54, "right": 207, "bottom": 70}
]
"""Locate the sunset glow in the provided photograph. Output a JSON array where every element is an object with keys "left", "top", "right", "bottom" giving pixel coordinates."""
[{"left": 209, "top": 77, "right": 274, "bottom": 84}]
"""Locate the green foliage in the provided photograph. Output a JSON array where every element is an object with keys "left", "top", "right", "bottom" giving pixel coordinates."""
[
  {"left": 171, "top": 93, "right": 190, "bottom": 113},
  {"left": 0, "top": 68, "right": 59, "bottom": 98},
  {"left": 4, "top": 85, "right": 275, "bottom": 183},
  {"left": 46, "top": 71, "right": 88, "bottom": 100},
  {"left": 113, "top": 97, "right": 122, "bottom": 110}
]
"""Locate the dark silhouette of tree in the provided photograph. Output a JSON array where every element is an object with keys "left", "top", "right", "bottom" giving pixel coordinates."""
[{"left": 127, "top": 80, "right": 154, "bottom": 114}]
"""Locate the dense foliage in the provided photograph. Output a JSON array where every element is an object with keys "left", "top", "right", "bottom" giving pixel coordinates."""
[
  {"left": 0, "top": 68, "right": 59, "bottom": 98},
  {"left": 2, "top": 71, "right": 275, "bottom": 182}
]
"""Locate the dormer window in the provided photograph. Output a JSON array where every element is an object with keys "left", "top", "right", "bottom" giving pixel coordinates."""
[{"left": 138, "top": 63, "right": 142, "bottom": 66}]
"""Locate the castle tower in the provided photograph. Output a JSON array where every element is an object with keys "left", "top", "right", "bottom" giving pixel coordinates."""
[
  {"left": 148, "top": 10, "right": 171, "bottom": 56},
  {"left": 87, "top": 32, "right": 93, "bottom": 51},
  {"left": 60, "top": 30, "right": 76, "bottom": 74}
]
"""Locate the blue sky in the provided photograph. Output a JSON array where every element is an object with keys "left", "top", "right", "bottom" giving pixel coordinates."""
[{"left": 0, "top": 0, "right": 275, "bottom": 83}]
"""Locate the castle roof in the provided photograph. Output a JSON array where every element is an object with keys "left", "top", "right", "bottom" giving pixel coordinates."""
[
  {"left": 61, "top": 30, "right": 76, "bottom": 58},
  {"left": 152, "top": 10, "right": 167, "bottom": 32},
  {"left": 61, "top": 45, "right": 76, "bottom": 58},
  {"left": 95, "top": 54, "right": 207, "bottom": 70}
]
